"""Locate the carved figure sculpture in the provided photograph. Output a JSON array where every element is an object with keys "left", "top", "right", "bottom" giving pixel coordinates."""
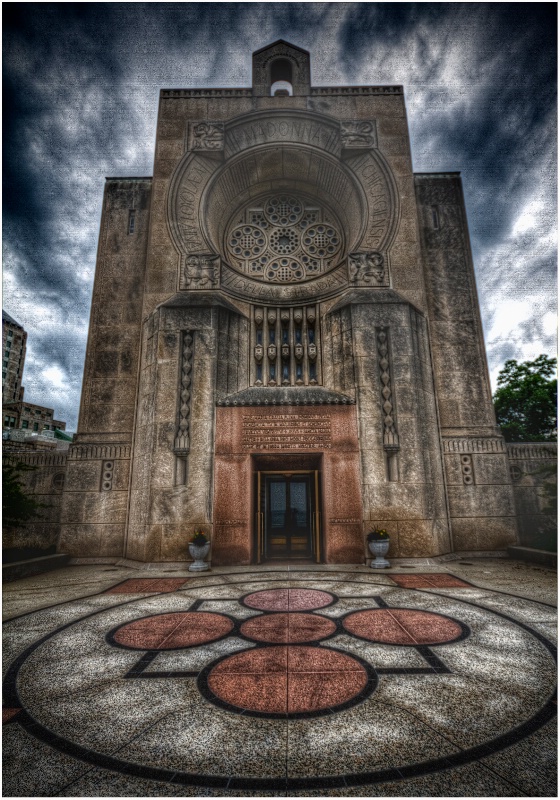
[
  {"left": 192, "top": 122, "right": 224, "bottom": 151},
  {"left": 340, "top": 120, "right": 376, "bottom": 149},
  {"left": 182, "top": 254, "right": 219, "bottom": 289},
  {"left": 348, "top": 252, "right": 385, "bottom": 285}
]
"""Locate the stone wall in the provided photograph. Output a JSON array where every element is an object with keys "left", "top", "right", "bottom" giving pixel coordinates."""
[
  {"left": 2, "top": 451, "right": 67, "bottom": 550},
  {"left": 507, "top": 443, "right": 557, "bottom": 551},
  {"left": 324, "top": 290, "right": 450, "bottom": 558},
  {"left": 416, "top": 173, "right": 518, "bottom": 551},
  {"left": 58, "top": 178, "right": 151, "bottom": 558}
]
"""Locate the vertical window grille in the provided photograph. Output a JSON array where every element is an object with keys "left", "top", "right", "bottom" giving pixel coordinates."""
[
  {"left": 128, "top": 210, "right": 136, "bottom": 234},
  {"left": 251, "top": 305, "right": 320, "bottom": 387}
]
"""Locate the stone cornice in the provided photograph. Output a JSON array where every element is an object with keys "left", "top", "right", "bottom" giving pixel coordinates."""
[
  {"left": 2, "top": 452, "right": 67, "bottom": 467},
  {"left": 442, "top": 437, "right": 506, "bottom": 454},
  {"left": 217, "top": 387, "right": 355, "bottom": 406},
  {"left": 507, "top": 443, "right": 557, "bottom": 460},
  {"left": 160, "top": 86, "right": 403, "bottom": 99},
  {"left": 68, "top": 444, "right": 131, "bottom": 460}
]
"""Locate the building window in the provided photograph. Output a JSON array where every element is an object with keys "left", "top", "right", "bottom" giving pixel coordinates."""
[
  {"left": 7, "top": 330, "right": 13, "bottom": 338},
  {"left": 251, "top": 304, "right": 320, "bottom": 387},
  {"left": 44, "top": 425, "right": 50, "bottom": 430},
  {"left": 3, "top": 360, "right": 8, "bottom": 368},
  {"left": 46, "top": 412, "right": 52, "bottom": 418},
  {"left": 128, "top": 210, "right": 136, "bottom": 234},
  {"left": 21, "top": 420, "right": 28, "bottom": 429},
  {"left": 33, "top": 422, "right": 39, "bottom": 431}
]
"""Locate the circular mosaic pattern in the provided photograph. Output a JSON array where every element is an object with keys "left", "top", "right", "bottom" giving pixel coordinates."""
[
  {"left": 5, "top": 578, "right": 556, "bottom": 794},
  {"left": 343, "top": 608, "right": 463, "bottom": 646},
  {"left": 243, "top": 588, "right": 334, "bottom": 611},
  {"left": 240, "top": 612, "right": 337, "bottom": 643},
  {"left": 225, "top": 193, "right": 344, "bottom": 282},
  {"left": 269, "top": 226, "right": 299, "bottom": 255},
  {"left": 112, "top": 612, "right": 234, "bottom": 650},
  {"left": 263, "top": 195, "right": 304, "bottom": 226},
  {"left": 205, "top": 646, "right": 370, "bottom": 715}
]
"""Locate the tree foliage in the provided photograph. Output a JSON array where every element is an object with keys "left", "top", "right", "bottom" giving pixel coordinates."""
[
  {"left": 2, "top": 462, "right": 46, "bottom": 529},
  {"left": 493, "top": 355, "right": 557, "bottom": 442}
]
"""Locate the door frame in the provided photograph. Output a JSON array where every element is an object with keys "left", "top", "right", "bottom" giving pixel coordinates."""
[{"left": 255, "top": 469, "right": 321, "bottom": 563}]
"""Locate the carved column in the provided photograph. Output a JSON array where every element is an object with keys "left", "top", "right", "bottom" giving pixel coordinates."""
[{"left": 174, "top": 331, "right": 194, "bottom": 485}]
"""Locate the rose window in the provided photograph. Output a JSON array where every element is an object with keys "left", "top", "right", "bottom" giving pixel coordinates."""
[{"left": 226, "top": 194, "right": 343, "bottom": 282}]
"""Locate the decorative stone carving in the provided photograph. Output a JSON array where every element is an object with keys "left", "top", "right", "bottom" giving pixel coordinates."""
[
  {"left": 190, "top": 121, "right": 224, "bottom": 151},
  {"left": 341, "top": 120, "right": 377, "bottom": 149},
  {"left": 460, "top": 454, "right": 475, "bottom": 485},
  {"left": 100, "top": 460, "right": 114, "bottom": 492},
  {"left": 377, "top": 329, "right": 399, "bottom": 450},
  {"left": 442, "top": 438, "right": 506, "bottom": 454},
  {"left": 174, "top": 332, "right": 194, "bottom": 455},
  {"left": 69, "top": 444, "right": 130, "bottom": 460},
  {"left": 180, "top": 254, "right": 220, "bottom": 290},
  {"left": 226, "top": 193, "right": 343, "bottom": 282},
  {"left": 348, "top": 251, "right": 386, "bottom": 286}
]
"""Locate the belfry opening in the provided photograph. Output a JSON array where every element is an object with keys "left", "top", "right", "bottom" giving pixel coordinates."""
[{"left": 56, "top": 40, "right": 520, "bottom": 565}]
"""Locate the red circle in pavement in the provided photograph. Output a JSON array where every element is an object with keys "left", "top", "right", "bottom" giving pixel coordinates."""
[
  {"left": 343, "top": 609, "right": 462, "bottom": 645},
  {"left": 113, "top": 612, "right": 234, "bottom": 650},
  {"left": 243, "top": 588, "right": 333, "bottom": 611},
  {"left": 207, "top": 646, "right": 368, "bottom": 714},
  {"left": 240, "top": 612, "right": 336, "bottom": 643}
]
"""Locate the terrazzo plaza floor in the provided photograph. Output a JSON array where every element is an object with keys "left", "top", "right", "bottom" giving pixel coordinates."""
[{"left": 2, "top": 560, "right": 557, "bottom": 797}]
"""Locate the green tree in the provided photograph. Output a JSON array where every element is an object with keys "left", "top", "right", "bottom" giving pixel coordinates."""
[
  {"left": 493, "top": 355, "right": 557, "bottom": 442},
  {"left": 2, "top": 462, "right": 46, "bottom": 529}
]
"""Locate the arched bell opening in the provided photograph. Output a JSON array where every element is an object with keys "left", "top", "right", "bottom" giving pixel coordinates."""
[{"left": 270, "top": 58, "right": 293, "bottom": 95}]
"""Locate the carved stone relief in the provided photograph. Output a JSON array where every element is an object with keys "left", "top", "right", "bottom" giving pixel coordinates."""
[
  {"left": 174, "top": 332, "right": 194, "bottom": 455},
  {"left": 377, "top": 329, "right": 399, "bottom": 451},
  {"left": 226, "top": 194, "right": 343, "bottom": 282},
  {"left": 340, "top": 120, "right": 377, "bottom": 150},
  {"left": 180, "top": 254, "right": 220, "bottom": 290},
  {"left": 348, "top": 251, "right": 387, "bottom": 286},
  {"left": 190, "top": 122, "right": 224, "bottom": 152}
]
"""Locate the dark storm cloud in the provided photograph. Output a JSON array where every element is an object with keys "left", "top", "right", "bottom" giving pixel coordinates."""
[{"left": 3, "top": 3, "right": 556, "bottom": 429}]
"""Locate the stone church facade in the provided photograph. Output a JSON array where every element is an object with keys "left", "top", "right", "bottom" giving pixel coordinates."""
[{"left": 57, "top": 41, "right": 521, "bottom": 564}]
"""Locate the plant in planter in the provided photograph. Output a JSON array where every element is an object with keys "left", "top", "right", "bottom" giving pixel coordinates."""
[
  {"left": 188, "top": 529, "right": 211, "bottom": 572},
  {"left": 367, "top": 528, "right": 390, "bottom": 569}
]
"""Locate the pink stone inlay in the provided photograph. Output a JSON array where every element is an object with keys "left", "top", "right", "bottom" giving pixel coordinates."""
[
  {"left": 240, "top": 612, "right": 336, "bottom": 643},
  {"left": 243, "top": 588, "right": 332, "bottom": 611},
  {"left": 2, "top": 708, "right": 21, "bottom": 724},
  {"left": 113, "top": 612, "right": 233, "bottom": 650},
  {"left": 390, "top": 573, "right": 470, "bottom": 589},
  {"left": 343, "top": 609, "right": 462, "bottom": 645},
  {"left": 208, "top": 645, "right": 367, "bottom": 714}
]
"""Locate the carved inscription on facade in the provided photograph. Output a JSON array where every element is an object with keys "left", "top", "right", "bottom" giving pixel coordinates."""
[
  {"left": 346, "top": 152, "right": 396, "bottom": 251},
  {"left": 242, "top": 414, "right": 332, "bottom": 450},
  {"left": 225, "top": 115, "right": 340, "bottom": 158}
]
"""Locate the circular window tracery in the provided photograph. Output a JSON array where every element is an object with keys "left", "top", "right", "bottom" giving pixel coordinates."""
[{"left": 226, "top": 193, "right": 344, "bottom": 282}]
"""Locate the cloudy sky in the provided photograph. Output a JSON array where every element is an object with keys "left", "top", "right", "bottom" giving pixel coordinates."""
[{"left": 3, "top": 2, "right": 557, "bottom": 431}]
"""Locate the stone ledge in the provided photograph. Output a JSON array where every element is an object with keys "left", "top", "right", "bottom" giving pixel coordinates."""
[
  {"left": 3, "top": 554, "right": 71, "bottom": 583},
  {"left": 508, "top": 546, "right": 557, "bottom": 569},
  {"left": 217, "top": 386, "right": 355, "bottom": 406}
]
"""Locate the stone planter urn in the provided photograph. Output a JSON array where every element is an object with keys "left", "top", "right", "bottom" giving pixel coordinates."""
[
  {"left": 188, "top": 542, "right": 211, "bottom": 572},
  {"left": 368, "top": 538, "right": 390, "bottom": 569}
]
